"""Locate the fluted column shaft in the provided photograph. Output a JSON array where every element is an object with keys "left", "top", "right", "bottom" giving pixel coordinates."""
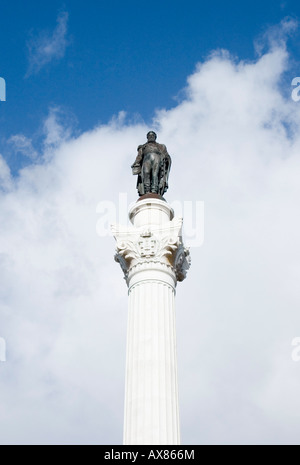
[
  {"left": 111, "top": 198, "right": 190, "bottom": 445},
  {"left": 124, "top": 268, "right": 180, "bottom": 445}
]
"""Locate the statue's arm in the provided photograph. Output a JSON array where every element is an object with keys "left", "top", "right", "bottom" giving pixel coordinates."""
[
  {"left": 131, "top": 145, "right": 144, "bottom": 174},
  {"left": 160, "top": 144, "right": 171, "bottom": 164},
  {"left": 160, "top": 144, "right": 169, "bottom": 157}
]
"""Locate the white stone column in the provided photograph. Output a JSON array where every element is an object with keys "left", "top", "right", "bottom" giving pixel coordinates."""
[{"left": 112, "top": 198, "right": 190, "bottom": 445}]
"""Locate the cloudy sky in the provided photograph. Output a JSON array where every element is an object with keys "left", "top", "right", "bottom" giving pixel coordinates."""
[{"left": 1, "top": 0, "right": 300, "bottom": 445}]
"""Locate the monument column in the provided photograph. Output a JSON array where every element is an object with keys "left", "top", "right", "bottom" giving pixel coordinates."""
[
  {"left": 112, "top": 199, "right": 190, "bottom": 445},
  {"left": 111, "top": 132, "right": 190, "bottom": 445}
]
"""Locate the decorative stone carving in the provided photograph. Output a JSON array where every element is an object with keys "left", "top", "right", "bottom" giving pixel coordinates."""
[
  {"left": 112, "top": 198, "right": 191, "bottom": 445},
  {"left": 174, "top": 246, "right": 191, "bottom": 282},
  {"left": 111, "top": 215, "right": 191, "bottom": 285}
]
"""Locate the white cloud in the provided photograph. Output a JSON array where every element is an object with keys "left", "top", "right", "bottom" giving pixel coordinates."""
[
  {"left": 254, "top": 17, "right": 298, "bottom": 55},
  {"left": 8, "top": 134, "right": 38, "bottom": 160},
  {"left": 1, "top": 25, "right": 300, "bottom": 444},
  {"left": 26, "top": 11, "right": 69, "bottom": 77},
  {"left": 42, "top": 106, "right": 76, "bottom": 153},
  {"left": 0, "top": 156, "right": 12, "bottom": 191}
]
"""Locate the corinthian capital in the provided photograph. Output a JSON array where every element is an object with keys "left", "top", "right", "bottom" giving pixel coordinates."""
[{"left": 111, "top": 216, "right": 191, "bottom": 284}]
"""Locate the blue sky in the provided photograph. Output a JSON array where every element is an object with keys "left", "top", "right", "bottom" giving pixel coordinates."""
[
  {"left": 2, "top": 0, "right": 300, "bottom": 446},
  {"left": 1, "top": 0, "right": 300, "bottom": 173}
]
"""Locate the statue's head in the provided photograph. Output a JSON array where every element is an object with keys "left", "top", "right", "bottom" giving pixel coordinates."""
[{"left": 147, "top": 131, "right": 157, "bottom": 142}]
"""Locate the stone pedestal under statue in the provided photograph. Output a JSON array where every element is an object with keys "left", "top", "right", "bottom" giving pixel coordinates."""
[{"left": 112, "top": 197, "right": 190, "bottom": 445}]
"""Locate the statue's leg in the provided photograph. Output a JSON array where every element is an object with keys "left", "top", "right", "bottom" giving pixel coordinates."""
[
  {"left": 142, "top": 161, "right": 151, "bottom": 194},
  {"left": 151, "top": 159, "right": 160, "bottom": 193}
]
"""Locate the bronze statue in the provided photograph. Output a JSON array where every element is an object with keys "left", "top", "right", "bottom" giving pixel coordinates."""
[{"left": 131, "top": 131, "right": 171, "bottom": 197}]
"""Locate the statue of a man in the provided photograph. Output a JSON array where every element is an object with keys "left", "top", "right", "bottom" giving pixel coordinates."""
[{"left": 131, "top": 131, "right": 172, "bottom": 197}]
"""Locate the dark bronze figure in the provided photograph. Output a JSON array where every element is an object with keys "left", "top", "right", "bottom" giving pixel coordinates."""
[{"left": 131, "top": 131, "right": 172, "bottom": 197}]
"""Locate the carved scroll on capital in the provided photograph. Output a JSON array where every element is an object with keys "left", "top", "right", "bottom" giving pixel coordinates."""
[
  {"left": 174, "top": 246, "right": 191, "bottom": 282},
  {"left": 111, "top": 217, "right": 191, "bottom": 284}
]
